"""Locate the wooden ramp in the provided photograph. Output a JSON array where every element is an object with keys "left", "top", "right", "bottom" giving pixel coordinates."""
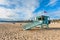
[{"left": 23, "top": 21, "right": 43, "bottom": 30}]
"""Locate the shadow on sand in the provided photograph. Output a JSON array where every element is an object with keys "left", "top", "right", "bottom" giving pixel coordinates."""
[{"left": 24, "top": 28, "right": 60, "bottom": 31}]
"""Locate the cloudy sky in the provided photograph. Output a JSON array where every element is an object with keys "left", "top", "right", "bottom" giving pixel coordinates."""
[{"left": 0, "top": 0, "right": 60, "bottom": 21}]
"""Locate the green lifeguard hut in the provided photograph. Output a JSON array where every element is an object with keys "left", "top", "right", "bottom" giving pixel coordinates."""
[{"left": 23, "top": 15, "right": 50, "bottom": 30}]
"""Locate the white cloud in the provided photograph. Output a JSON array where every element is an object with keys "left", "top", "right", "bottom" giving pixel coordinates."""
[
  {"left": 0, "top": 0, "right": 39, "bottom": 20},
  {"left": 0, "top": 7, "right": 17, "bottom": 20},
  {"left": 51, "top": 10, "right": 60, "bottom": 15},
  {"left": 0, "top": 0, "right": 9, "bottom": 5},
  {"left": 46, "top": 0, "right": 57, "bottom": 6},
  {"left": 49, "top": 9, "right": 60, "bottom": 19}
]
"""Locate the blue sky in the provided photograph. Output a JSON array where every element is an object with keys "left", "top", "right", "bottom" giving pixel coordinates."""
[{"left": 0, "top": 0, "right": 60, "bottom": 21}]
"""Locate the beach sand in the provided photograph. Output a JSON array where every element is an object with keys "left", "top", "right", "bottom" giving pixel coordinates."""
[{"left": 0, "top": 22, "right": 60, "bottom": 40}]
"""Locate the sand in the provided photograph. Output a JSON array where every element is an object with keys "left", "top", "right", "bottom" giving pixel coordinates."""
[{"left": 0, "top": 22, "right": 60, "bottom": 40}]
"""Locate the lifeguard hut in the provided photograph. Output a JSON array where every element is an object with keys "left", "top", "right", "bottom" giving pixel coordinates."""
[{"left": 23, "top": 15, "right": 50, "bottom": 30}]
